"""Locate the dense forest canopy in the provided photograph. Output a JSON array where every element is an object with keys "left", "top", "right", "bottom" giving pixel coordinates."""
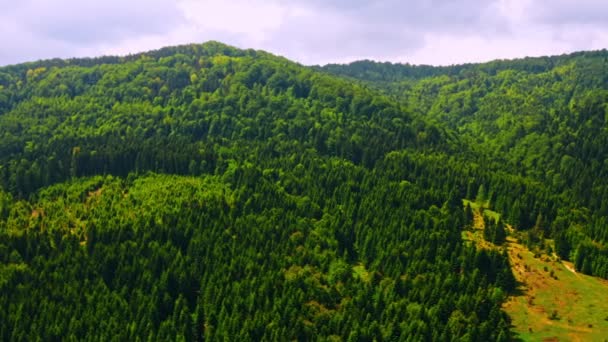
[{"left": 0, "top": 41, "right": 606, "bottom": 340}]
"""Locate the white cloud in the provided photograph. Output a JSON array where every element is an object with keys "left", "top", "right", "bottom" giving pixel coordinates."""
[
  {"left": 177, "top": 0, "right": 287, "bottom": 43},
  {"left": 527, "top": 0, "right": 608, "bottom": 26},
  {"left": 407, "top": 32, "right": 570, "bottom": 66},
  {"left": 0, "top": 0, "right": 183, "bottom": 65},
  {"left": 19, "top": 0, "right": 182, "bottom": 43},
  {"left": 0, "top": 0, "right": 606, "bottom": 67}
]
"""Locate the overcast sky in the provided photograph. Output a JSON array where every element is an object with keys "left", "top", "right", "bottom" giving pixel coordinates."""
[{"left": 1, "top": 0, "right": 607, "bottom": 67}]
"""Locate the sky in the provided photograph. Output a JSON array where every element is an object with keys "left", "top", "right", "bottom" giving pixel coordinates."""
[{"left": 1, "top": 0, "right": 607, "bottom": 67}]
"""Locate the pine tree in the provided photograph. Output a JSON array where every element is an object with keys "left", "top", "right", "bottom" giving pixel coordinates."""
[
  {"left": 494, "top": 220, "right": 506, "bottom": 245},
  {"left": 476, "top": 184, "right": 486, "bottom": 206},
  {"left": 464, "top": 204, "right": 474, "bottom": 229}
]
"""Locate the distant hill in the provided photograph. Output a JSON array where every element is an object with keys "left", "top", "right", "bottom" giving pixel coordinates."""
[{"left": 320, "top": 49, "right": 608, "bottom": 82}]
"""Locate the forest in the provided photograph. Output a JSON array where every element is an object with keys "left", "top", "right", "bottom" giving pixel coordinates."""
[{"left": 0, "top": 41, "right": 606, "bottom": 340}]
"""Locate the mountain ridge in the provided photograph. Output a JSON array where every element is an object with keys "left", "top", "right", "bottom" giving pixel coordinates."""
[{"left": 3, "top": 40, "right": 607, "bottom": 74}]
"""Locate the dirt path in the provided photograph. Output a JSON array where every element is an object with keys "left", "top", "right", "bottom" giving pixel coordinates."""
[
  {"left": 563, "top": 262, "right": 581, "bottom": 278},
  {"left": 473, "top": 211, "right": 485, "bottom": 230}
]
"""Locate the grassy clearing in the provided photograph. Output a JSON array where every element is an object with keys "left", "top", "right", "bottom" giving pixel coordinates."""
[
  {"left": 462, "top": 210, "right": 495, "bottom": 250},
  {"left": 462, "top": 204, "right": 608, "bottom": 341},
  {"left": 462, "top": 198, "right": 480, "bottom": 210},
  {"left": 462, "top": 199, "right": 501, "bottom": 222},
  {"left": 504, "top": 236, "right": 608, "bottom": 341}
]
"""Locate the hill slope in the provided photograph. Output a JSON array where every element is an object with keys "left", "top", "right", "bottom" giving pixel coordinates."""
[
  {"left": 0, "top": 42, "right": 455, "bottom": 196},
  {"left": 323, "top": 53, "right": 608, "bottom": 280},
  {"left": 0, "top": 42, "right": 516, "bottom": 340},
  {"left": 1, "top": 42, "right": 608, "bottom": 340}
]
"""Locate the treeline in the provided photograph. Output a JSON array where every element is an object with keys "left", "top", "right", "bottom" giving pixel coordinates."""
[{"left": 321, "top": 49, "right": 608, "bottom": 83}]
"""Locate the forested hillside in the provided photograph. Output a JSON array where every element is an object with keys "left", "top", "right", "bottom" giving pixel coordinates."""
[
  {"left": 0, "top": 41, "right": 606, "bottom": 340},
  {"left": 324, "top": 52, "right": 608, "bottom": 279}
]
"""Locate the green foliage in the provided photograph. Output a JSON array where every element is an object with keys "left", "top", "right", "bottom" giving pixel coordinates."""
[
  {"left": 1, "top": 41, "right": 607, "bottom": 340},
  {"left": 0, "top": 163, "right": 513, "bottom": 340},
  {"left": 326, "top": 51, "right": 608, "bottom": 279},
  {"left": 484, "top": 218, "right": 507, "bottom": 245}
]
